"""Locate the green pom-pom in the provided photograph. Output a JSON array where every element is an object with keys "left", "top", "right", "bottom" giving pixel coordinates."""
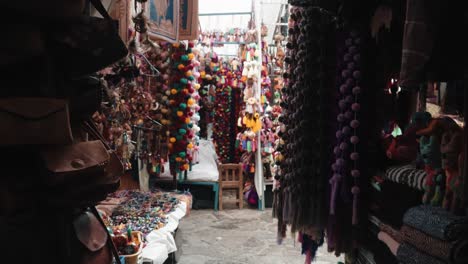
[
  {"left": 188, "top": 76, "right": 195, "bottom": 81},
  {"left": 179, "top": 129, "right": 187, "bottom": 135},
  {"left": 181, "top": 55, "right": 189, "bottom": 61},
  {"left": 176, "top": 135, "right": 183, "bottom": 140},
  {"left": 179, "top": 103, "right": 187, "bottom": 109},
  {"left": 181, "top": 78, "right": 188, "bottom": 84},
  {"left": 188, "top": 123, "right": 193, "bottom": 128},
  {"left": 179, "top": 152, "right": 186, "bottom": 158},
  {"left": 431, "top": 186, "right": 443, "bottom": 206}
]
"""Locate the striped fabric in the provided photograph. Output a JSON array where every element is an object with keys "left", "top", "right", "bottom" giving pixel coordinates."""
[{"left": 384, "top": 164, "right": 427, "bottom": 190}]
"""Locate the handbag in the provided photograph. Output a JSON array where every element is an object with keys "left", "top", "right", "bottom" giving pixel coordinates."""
[
  {"left": 40, "top": 119, "right": 124, "bottom": 208},
  {"left": 72, "top": 207, "right": 122, "bottom": 264},
  {"left": 50, "top": 0, "right": 128, "bottom": 77},
  {"left": 0, "top": 98, "right": 74, "bottom": 146}
]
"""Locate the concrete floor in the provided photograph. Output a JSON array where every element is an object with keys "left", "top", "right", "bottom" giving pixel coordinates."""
[{"left": 178, "top": 208, "right": 344, "bottom": 264}]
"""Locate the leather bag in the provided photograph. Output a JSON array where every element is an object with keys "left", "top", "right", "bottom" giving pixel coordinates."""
[
  {"left": 40, "top": 119, "right": 124, "bottom": 207},
  {"left": 50, "top": 0, "right": 128, "bottom": 77},
  {"left": 0, "top": 98, "right": 73, "bottom": 145}
]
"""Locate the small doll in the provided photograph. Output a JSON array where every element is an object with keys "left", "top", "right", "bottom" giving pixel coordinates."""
[
  {"left": 417, "top": 134, "right": 443, "bottom": 205},
  {"left": 386, "top": 112, "right": 432, "bottom": 163}
]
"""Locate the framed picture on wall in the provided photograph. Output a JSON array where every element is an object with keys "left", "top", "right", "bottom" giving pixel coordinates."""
[
  {"left": 146, "top": 0, "right": 180, "bottom": 43},
  {"left": 179, "top": 0, "right": 199, "bottom": 40}
]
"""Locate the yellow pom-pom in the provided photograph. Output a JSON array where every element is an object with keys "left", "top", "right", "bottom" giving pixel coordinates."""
[
  {"left": 194, "top": 83, "right": 201, "bottom": 90},
  {"left": 177, "top": 111, "right": 183, "bottom": 117},
  {"left": 137, "top": 119, "right": 144, "bottom": 125},
  {"left": 188, "top": 53, "right": 195, "bottom": 60},
  {"left": 187, "top": 98, "right": 195, "bottom": 106},
  {"left": 201, "top": 71, "right": 206, "bottom": 78},
  {"left": 171, "top": 89, "right": 178, "bottom": 95},
  {"left": 185, "top": 118, "right": 191, "bottom": 124},
  {"left": 170, "top": 137, "right": 176, "bottom": 143},
  {"left": 173, "top": 43, "right": 180, "bottom": 48},
  {"left": 187, "top": 143, "right": 194, "bottom": 149},
  {"left": 186, "top": 71, "right": 193, "bottom": 77},
  {"left": 183, "top": 164, "right": 190, "bottom": 170}
]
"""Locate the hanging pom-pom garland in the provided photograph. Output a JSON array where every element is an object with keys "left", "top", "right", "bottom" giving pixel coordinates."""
[{"left": 168, "top": 41, "right": 200, "bottom": 178}]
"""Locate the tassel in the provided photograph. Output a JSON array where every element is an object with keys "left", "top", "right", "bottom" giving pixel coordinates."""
[
  {"left": 351, "top": 186, "right": 360, "bottom": 225},
  {"left": 329, "top": 173, "right": 341, "bottom": 215}
]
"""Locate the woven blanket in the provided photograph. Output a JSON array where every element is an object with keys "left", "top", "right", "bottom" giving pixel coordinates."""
[
  {"left": 384, "top": 164, "right": 427, "bottom": 190},
  {"left": 397, "top": 243, "right": 445, "bottom": 264},
  {"left": 403, "top": 205, "right": 468, "bottom": 241},
  {"left": 401, "top": 225, "right": 468, "bottom": 264}
]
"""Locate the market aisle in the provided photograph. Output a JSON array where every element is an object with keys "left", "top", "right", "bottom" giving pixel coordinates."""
[{"left": 178, "top": 209, "right": 344, "bottom": 264}]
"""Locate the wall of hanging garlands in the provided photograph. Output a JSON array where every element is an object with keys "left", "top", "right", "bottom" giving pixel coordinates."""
[
  {"left": 97, "top": 40, "right": 201, "bottom": 180},
  {"left": 168, "top": 41, "right": 201, "bottom": 179},
  {"left": 209, "top": 56, "right": 244, "bottom": 164}
]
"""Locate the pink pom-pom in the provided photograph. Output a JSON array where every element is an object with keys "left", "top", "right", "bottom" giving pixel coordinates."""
[
  {"left": 345, "top": 95, "right": 354, "bottom": 103},
  {"left": 342, "top": 70, "right": 350, "bottom": 78},
  {"left": 340, "top": 142, "right": 348, "bottom": 150},
  {"left": 353, "top": 70, "right": 361, "bottom": 79},
  {"left": 345, "top": 111, "right": 353, "bottom": 120},
  {"left": 342, "top": 126, "right": 351, "bottom": 135},
  {"left": 352, "top": 103, "right": 360, "bottom": 112},
  {"left": 340, "top": 85, "right": 348, "bottom": 94},
  {"left": 336, "top": 158, "right": 345, "bottom": 166},
  {"left": 350, "top": 119, "right": 360, "bottom": 128},
  {"left": 350, "top": 136, "right": 359, "bottom": 144},
  {"left": 337, "top": 114, "right": 345, "bottom": 123},
  {"left": 352, "top": 86, "right": 361, "bottom": 95},
  {"left": 336, "top": 131, "right": 343, "bottom": 139},
  {"left": 334, "top": 147, "right": 341, "bottom": 155},
  {"left": 331, "top": 163, "right": 338, "bottom": 171},
  {"left": 350, "top": 152, "right": 360, "bottom": 160}
]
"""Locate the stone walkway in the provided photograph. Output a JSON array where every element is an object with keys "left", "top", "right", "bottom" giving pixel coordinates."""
[{"left": 178, "top": 209, "right": 344, "bottom": 264}]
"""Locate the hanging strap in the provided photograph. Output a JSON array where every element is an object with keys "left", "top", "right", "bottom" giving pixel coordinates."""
[
  {"left": 90, "top": 206, "right": 122, "bottom": 264},
  {"left": 89, "top": 0, "right": 113, "bottom": 20}
]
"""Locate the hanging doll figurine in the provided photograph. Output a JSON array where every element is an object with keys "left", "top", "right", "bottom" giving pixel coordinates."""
[
  {"left": 416, "top": 133, "right": 443, "bottom": 205},
  {"left": 386, "top": 111, "right": 432, "bottom": 163}
]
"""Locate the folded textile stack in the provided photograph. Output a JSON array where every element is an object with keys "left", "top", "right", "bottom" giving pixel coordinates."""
[{"left": 378, "top": 206, "right": 468, "bottom": 264}]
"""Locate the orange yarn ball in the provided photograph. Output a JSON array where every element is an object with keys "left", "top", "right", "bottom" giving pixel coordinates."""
[
  {"left": 170, "top": 137, "right": 176, "bottom": 143},
  {"left": 183, "top": 164, "right": 190, "bottom": 170},
  {"left": 177, "top": 111, "right": 183, "bottom": 117},
  {"left": 175, "top": 157, "right": 182, "bottom": 162},
  {"left": 171, "top": 89, "right": 178, "bottom": 95},
  {"left": 188, "top": 53, "right": 195, "bottom": 60}
]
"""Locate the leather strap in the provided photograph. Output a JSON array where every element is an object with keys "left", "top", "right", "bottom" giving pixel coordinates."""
[
  {"left": 89, "top": 0, "right": 112, "bottom": 20},
  {"left": 91, "top": 206, "right": 122, "bottom": 264}
]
